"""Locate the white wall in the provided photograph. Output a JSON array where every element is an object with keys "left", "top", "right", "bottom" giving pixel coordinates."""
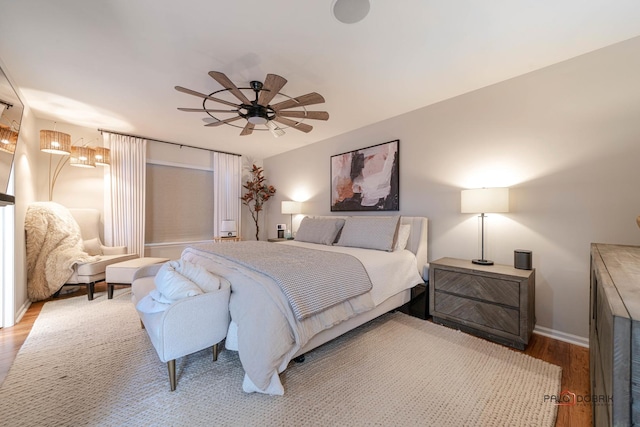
[
  {"left": 263, "top": 37, "right": 640, "bottom": 341},
  {"left": 35, "top": 121, "right": 104, "bottom": 211}
]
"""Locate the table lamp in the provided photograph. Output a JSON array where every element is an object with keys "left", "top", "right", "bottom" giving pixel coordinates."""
[
  {"left": 281, "top": 201, "right": 302, "bottom": 238},
  {"left": 461, "top": 188, "right": 509, "bottom": 265}
]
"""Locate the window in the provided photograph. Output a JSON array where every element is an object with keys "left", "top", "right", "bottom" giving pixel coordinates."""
[{"left": 145, "top": 163, "right": 213, "bottom": 244}]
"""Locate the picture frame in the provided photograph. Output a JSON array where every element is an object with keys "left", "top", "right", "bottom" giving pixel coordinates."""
[{"left": 330, "top": 139, "right": 399, "bottom": 211}]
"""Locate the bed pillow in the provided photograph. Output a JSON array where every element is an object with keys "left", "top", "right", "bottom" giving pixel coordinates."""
[
  {"left": 336, "top": 216, "right": 400, "bottom": 252},
  {"left": 294, "top": 217, "right": 345, "bottom": 245},
  {"left": 393, "top": 224, "right": 411, "bottom": 251}
]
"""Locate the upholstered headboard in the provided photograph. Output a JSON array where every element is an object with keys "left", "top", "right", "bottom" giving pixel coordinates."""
[
  {"left": 309, "top": 215, "right": 428, "bottom": 278},
  {"left": 400, "top": 216, "right": 428, "bottom": 277}
]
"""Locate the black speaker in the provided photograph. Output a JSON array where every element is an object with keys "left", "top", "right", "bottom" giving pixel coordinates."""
[{"left": 514, "top": 250, "right": 532, "bottom": 270}]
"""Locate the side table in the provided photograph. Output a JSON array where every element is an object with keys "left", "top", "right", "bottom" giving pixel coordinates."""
[
  {"left": 213, "top": 236, "right": 241, "bottom": 243},
  {"left": 429, "top": 257, "right": 535, "bottom": 350}
]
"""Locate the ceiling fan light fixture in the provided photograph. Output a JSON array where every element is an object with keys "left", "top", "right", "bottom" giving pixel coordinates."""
[
  {"left": 247, "top": 114, "right": 268, "bottom": 125},
  {"left": 266, "top": 120, "right": 285, "bottom": 138}
]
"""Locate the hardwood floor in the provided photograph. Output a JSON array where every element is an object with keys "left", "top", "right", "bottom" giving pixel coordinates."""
[
  {"left": 522, "top": 332, "right": 591, "bottom": 427},
  {"left": 0, "top": 286, "right": 591, "bottom": 426}
]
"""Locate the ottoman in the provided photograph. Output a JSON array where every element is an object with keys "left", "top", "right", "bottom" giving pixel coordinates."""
[{"left": 106, "top": 257, "right": 169, "bottom": 299}]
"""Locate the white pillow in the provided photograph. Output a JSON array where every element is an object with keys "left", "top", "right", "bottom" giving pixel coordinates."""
[
  {"left": 83, "top": 238, "right": 102, "bottom": 256},
  {"left": 394, "top": 224, "right": 411, "bottom": 251},
  {"left": 336, "top": 216, "right": 400, "bottom": 251},
  {"left": 177, "top": 259, "right": 221, "bottom": 292},
  {"left": 294, "top": 217, "right": 345, "bottom": 245},
  {"left": 154, "top": 261, "right": 203, "bottom": 301}
]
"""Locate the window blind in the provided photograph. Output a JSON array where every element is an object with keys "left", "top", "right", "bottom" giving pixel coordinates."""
[{"left": 145, "top": 163, "right": 214, "bottom": 243}]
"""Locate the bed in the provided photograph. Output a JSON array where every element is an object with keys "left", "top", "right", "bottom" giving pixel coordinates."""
[{"left": 181, "top": 215, "right": 428, "bottom": 395}]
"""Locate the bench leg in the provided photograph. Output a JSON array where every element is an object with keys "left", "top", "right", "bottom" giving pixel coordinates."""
[
  {"left": 213, "top": 343, "right": 219, "bottom": 362},
  {"left": 107, "top": 283, "right": 114, "bottom": 299},
  {"left": 167, "top": 359, "right": 176, "bottom": 391}
]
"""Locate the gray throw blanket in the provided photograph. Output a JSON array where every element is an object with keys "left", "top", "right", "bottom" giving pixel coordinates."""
[{"left": 193, "top": 241, "right": 372, "bottom": 320}]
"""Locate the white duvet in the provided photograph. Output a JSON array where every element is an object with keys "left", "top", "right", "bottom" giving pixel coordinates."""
[{"left": 181, "top": 241, "right": 422, "bottom": 395}]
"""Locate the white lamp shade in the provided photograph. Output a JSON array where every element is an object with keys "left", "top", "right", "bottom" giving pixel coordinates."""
[
  {"left": 461, "top": 188, "right": 509, "bottom": 213},
  {"left": 220, "top": 220, "right": 236, "bottom": 233},
  {"left": 281, "top": 201, "right": 302, "bottom": 215}
]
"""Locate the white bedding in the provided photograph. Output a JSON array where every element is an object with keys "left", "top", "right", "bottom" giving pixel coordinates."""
[{"left": 181, "top": 229, "right": 424, "bottom": 395}]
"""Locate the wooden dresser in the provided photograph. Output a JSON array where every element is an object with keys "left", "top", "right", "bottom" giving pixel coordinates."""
[
  {"left": 590, "top": 243, "right": 640, "bottom": 426},
  {"left": 429, "top": 257, "right": 535, "bottom": 350}
]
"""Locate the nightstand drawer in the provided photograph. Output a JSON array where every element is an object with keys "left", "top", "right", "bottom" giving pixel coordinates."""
[
  {"left": 433, "top": 269, "right": 519, "bottom": 308},
  {"left": 434, "top": 291, "right": 520, "bottom": 335}
]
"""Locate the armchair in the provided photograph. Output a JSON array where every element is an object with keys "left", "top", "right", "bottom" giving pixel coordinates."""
[{"left": 66, "top": 208, "right": 138, "bottom": 300}]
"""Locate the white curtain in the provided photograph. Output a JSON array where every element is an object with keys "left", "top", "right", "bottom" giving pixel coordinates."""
[
  {"left": 103, "top": 133, "right": 147, "bottom": 257},
  {"left": 213, "top": 152, "right": 242, "bottom": 238}
]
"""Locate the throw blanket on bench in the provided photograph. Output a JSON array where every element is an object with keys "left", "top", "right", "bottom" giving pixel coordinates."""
[{"left": 192, "top": 241, "right": 372, "bottom": 320}]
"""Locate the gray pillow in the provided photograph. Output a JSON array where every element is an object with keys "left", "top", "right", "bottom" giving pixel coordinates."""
[
  {"left": 295, "top": 217, "right": 345, "bottom": 245},
  {"left": 335, "top": 216, "right": 400, "bottom": 251}
]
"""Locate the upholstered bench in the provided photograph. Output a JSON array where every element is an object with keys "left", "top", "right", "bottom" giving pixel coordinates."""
[
  {"left": 131, "top": 263, "right": 231, "bottom": 391},
  {"left": 105, "top": 257, "right": 169, "bottom": 299}
]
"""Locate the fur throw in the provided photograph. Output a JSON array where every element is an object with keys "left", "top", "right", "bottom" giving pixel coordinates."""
[{"left": 25, "top": 202, "right": 96, "bottom": 301}]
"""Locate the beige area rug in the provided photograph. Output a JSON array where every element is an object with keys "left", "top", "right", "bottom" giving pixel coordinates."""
[{"left": 0, "top": 291, "right": 561, "bottom": 426}]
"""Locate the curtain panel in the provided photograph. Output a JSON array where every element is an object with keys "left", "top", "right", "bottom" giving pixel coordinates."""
[
  {"left": 103, "top": 133, "right": 146, "bottom": 257},
  {"left": 213, "top": 152, "right": 242, "bottom": 239}
]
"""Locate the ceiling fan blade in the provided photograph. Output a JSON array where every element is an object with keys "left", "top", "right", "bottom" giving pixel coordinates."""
[
  {"left": 175, "top": 86, "right": 240, "bottom": 108},
  {"left": 208, "top": 71, "right": 251, "bottom": 105},
  {"left": 240, "top": 122, "right": 255, "bottom": 136},
  {"left": 178, "top": 107, "right": 238, "bottom": 113},
  {"left": 273, "top": 117, "right": 313, "bottom": 133},
  {"left": 277, "top": 111, "right": 329, "bottom": 121},
  {"left": 204, "top": 116, "right": 244, "bottom": 127},
  {"left": 258, "top": 74, "right": 288, "bottom": 106},
  {"left": 271, "top": 92, "right": 326, "bottom": 111}
]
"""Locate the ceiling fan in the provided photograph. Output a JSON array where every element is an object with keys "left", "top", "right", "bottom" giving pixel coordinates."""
[{"left": 175, "top": 71, "right": 329, "bottom": 137}]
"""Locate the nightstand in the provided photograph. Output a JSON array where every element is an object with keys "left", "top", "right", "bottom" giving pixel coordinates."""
[
  {"left": 429, "top": 257, "right": 535, "bottom": 350},
  {"left": 213, "top": 236, "right": 241, "bottom": 243}
]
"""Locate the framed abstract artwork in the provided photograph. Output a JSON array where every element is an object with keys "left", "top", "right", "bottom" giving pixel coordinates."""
[{"left": 330, "top": 139, "right": 399, "bottom": 211}]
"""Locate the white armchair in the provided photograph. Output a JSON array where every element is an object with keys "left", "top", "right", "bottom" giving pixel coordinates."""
[
  {"left": 131, "top": 265, "right": 231, "bottom": 391},
  {"left": 66, "top": 208, "right": 138, "bottom": 300}
]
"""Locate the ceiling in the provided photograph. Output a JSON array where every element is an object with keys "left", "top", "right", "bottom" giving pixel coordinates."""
[{"left": 1, "top": 1, "right": 640, "bottom": 159}]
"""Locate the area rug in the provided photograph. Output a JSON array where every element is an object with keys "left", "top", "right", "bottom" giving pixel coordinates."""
[{"left": 0, "top": 291, "right": 561, "bottom": 426}]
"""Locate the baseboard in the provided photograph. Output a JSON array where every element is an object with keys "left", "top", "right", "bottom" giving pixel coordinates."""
[
  {"left": 14, "top": 299, "right": 31, "bottom": 325},
  {"left": 533, "top": 325, "right": 589, "bottom": 348}
]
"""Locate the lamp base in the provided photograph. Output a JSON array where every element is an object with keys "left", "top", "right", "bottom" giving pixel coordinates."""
[{"left": 472, "top": 259, "right": 494, "bottom": 266}]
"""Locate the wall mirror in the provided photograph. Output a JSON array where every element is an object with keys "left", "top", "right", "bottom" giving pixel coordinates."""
[{"left": 0, "top": 65, "right": 24, "bottom": 205}]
